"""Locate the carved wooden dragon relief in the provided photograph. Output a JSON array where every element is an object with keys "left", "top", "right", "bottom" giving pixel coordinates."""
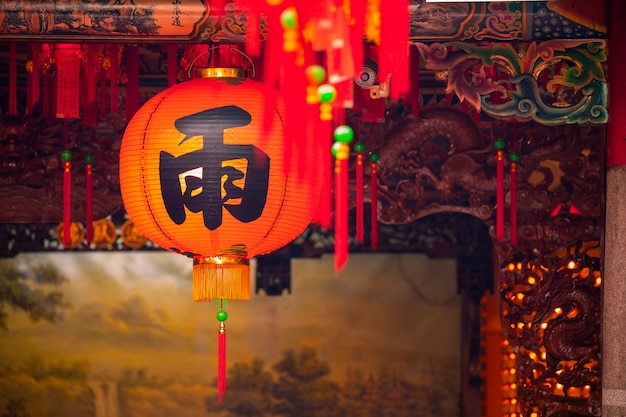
[{"left": 367, "top": 104, "right": 603, "bottom": 417}]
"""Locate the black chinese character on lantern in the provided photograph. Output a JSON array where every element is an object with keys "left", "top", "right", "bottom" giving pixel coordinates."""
[{"left": 160, "top": 105, "right": 270, "bottom": 230}]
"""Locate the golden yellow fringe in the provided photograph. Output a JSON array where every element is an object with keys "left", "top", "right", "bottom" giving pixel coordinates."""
[{"left": 193, "top": 257, "right": 251, "bottom": 301}]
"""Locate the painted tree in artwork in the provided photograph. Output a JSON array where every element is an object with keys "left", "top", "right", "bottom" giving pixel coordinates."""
[
  {"left": 205, "top": 358, "right": 274, "bottom": 417},
  {"left": 0, "top": 259, "right": 68, "bottom": 330},
  {"left": 272, "top": 347, "right": 341, "bottom": 417}
]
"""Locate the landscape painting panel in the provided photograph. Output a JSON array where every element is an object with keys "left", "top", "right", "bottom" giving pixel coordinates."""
[{"left": 0, "top": 251, "right": 460, "bottom": 417}]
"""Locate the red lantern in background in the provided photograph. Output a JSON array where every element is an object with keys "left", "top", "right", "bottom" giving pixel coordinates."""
[{"left": 120, "top": 67, "right": 321, "bottom": 301}]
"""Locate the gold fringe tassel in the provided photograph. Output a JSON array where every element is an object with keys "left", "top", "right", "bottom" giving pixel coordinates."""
[{"left": 193, "top": 256, "right": 251, "bottom": 301}]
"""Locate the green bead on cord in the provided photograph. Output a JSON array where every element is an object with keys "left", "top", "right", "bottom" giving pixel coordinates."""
[
  {"left": 333, "top": 125, "right": 354, "bottom": 143},
  {"left": 331, "top": 141, "right": 350, "bottom": 159},
  {"left": 354, "top": 141, "right": 365, "bottom": 153},
  {"left": 84, "top": 152, "right": 95, "bottom": 164},
  {"left": 493, "top": 138, "right": 506, "bottom": 151},
  {"left": 280, "top": 7, "right": 298, "bottom": 30},
  {"left": 305, "top": 65, "right": 326, "bottom": 85},
  {"left": 317, "top": 84, "right": 337, "bottom": 103},
  {"left": 216, "top": 309, "right": 228, "bottom": 322},
  {"left": 369, "top": 151, "right": 380, "bottom": 163},
  {"left": 61, "top": 150, "right": 72, "bottom": 162},
  {"left": 508, "top": 152, "right": 521, "bottom": 163}
]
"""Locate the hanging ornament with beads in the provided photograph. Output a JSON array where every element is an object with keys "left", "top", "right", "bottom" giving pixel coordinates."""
[
  {"left": 332, "top": 125, "right": 354, "bottom": 274},
  {"left": 369, "top": 151, "right": 380, "bottom": 251},
  {"left": 354, "top": 141, "right": 366, "bottom": 244},
  {"left": 216, "top": 299, "right": 229, "bottom": 403},
  {"left": 494, "top": 138, "right": 506, "bottom": 242}
]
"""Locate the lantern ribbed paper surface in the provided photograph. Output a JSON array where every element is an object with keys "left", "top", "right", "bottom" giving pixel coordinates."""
[{"left": 120, "top": 72, "right": 320, "bottom": 301}]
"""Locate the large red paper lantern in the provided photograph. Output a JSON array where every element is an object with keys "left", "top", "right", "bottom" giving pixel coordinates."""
[{"left": 120, "top": 68, "right": 321, "bottom": 302}]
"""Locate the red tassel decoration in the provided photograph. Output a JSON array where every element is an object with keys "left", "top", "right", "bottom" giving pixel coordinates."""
[
  {"left": 409, "top": 45, "right": 420, "bottom": 117},
  {"left": 494, "top": 138, "right": 506, "bottom": 241},
  {"left": 125, "top": 45, "right": 139, "bottom": 120},
  {"left": 99, "top": 52, "right": 108, "bottom": 119},
  {"left": 379, "top": 0, "right": 410, "bottom": 100},
  {"left": 85, "top": 153, "right": 94, "bottom": 246},
  {"left": 28, "top": 43, "right": 40, "bottom": 116},
  {"left": 509, "top": 152, "right": 519, "bottom": 246},
  {"left": 42, "top": 63, "right": 50, "bottom": 119},
  {"left": 244, "top": 0, "right": 261, "bottom": 58},
  {"left": 84, "top": 44, "right": 97, "bottom": 127},
  {"left": 61, "top": 119, "right": 72, "bottom": 248},
  {"left": 354, "top": 142, "right": 365, "bottom": 244},
  {"left": 56, "top": 44, "right": 81, "bottom": 119},
  {"left": 9, "top": 42, "right": 17, "bottom": 116},
  {"left": 369, "top": 152, "right": 380, "bottom": 251},
  {"left": 216, "top": 305, "right": 228, "bottom": 404},
  {"left": 167, "top": 43, "right": 178, "bottom": 88},
  {"left": 218, "top": 324, "right": 226, "bottom": 403},
  {"left": 332, "top": 125, "right": 353, "bottom": 275},
  {"left": 314, "top": 84, "right": 337, "bottom": 229},
  {"left": 334, "top": 156, "right": 349, "bottom": 274},
  {"left": 109, "top": 44, "right": 119, "bottom": 113}
]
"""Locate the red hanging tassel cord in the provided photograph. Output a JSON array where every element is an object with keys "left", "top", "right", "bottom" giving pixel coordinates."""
[
  {"left": 355, "top": 151, "right": 364, "bottom": 244},
  {"left": 29, "top": 44, "right": 40, "bottom": 116},
  {"left": 99, "top": 56, "right": 108, "bottom": 119},
  {"left": 85, "top": 154, "right": 94, "bottom": 246},
  {"left": 370, "top": 153, "right": 379, "bottom": 251},
  {"left": 109, "top": 44, "right": 119, "bottom": 113},
  {"left": 509, "top": 155, "right": 518, "bottom": 246},
  {"left": 494, "top": 139, "right": 506, "bottom": 242},
  {"left": 218, "top": 321, "right": 227, "bottom": 404},
  {"left": 62, "top": 119, "right": 72, "bottom": 248},
  {"left": 334, "top": 155, "right": 348, "bottom": 274},
  {"left": 125, "top": 45, "right": 139, "bottom": 120},
  {"left": 167, "top": 43, "right": 178, "bottom": 87},
  {"left": 84, "top": 44, "right": 97, "bottom": 127},
  {"left": 9, "top": 43, "right": 17, "bottom": 115}
]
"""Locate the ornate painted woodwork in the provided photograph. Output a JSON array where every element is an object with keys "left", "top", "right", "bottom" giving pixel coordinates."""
[
  {"left": 0, "top": 5, "right": 608, "bottom": 413},
  {"left": 0, "top": 1, "right": 608, "bottom": 43}
]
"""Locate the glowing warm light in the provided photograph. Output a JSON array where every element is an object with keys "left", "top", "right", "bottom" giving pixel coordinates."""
[
  {"left": 507, "top": 263, "right": 516, "bottom": 272},
  {"left": 511, "top": 383, "right": 517, "bottom": 389},
  {"left": 120, "top": 74, "right": 322, "bottom": 301},
  {"left": 556, "top": 383, "right": 564, "bottom": 390},
  {"left": 595, "top": 277, "right": 602, "bottom": 286},
  {"left": 528, "top": 276, "right": 537, "bottom": 284},
  {"left": 511, "top": 399, "right": 518, "bottom": 405},
  {"left": 555, "top": 307, "right": 563, "bottom": 314},
  {"left": 541, "top": 352, "right": 547, "bottom": 360},
  {"left": 567, "top": 260, "right": 577, "bottom": 269},
  {"left": 541, "top": 322, "right": 548, "bottom": 329},
  {"left": 529, "top": 352, "right": 537, "bottom": 359},
  {"left": 510, "top": 368, "right": 516, "bottom": 374},
  {"left": 531, "top": 413, "right": 538, "bottom": 417},
  {"left": 517, "top": 323, "right": 524, "bottom": 329},
  {"left": 516, "top": 262, "right": 522, "bottom": 270},
  {"left": 509, "top": 353, "right": 516, "bottom": 359}
]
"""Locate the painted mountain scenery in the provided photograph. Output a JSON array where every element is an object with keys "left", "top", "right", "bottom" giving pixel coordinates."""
[{"left": 0, "top": 252, "right": 460, "bottom": 417}]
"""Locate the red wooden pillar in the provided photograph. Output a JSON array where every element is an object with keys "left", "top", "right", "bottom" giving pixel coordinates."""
[{"left": 607, "top": 0, "right": 626, "bottom": 167}]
